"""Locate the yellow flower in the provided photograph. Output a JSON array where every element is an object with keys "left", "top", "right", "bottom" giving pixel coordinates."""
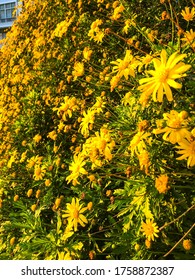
[
  {"left": 55, "top": 198, "right": 61, "bottom": 209},
  {"left": 181, "top": 7, "right": 195, "bottom": 21},
  {"left": 31, "top": 204, "right": 37, "bottom": 212},
  {"left": 72, "top": 62, "right": 84, "bottom": 80},
  {"left": 79, "top": 109, "right": 95, "bottom": 137},
  {"left": 14, "top": 195, "right": 19, "bottom": 202},
  {"left": 62, "top": 197, "right": 88, "bottom": 231},
  {"left": 54, "top": 96, "right": 79, "bottom": 121},
  {"left": 176, "top": 138, "right": 195, "bottom": 167},
  {"left": 110, "top": 75, "right": 120, "bottom": 92},
  {"left": 82, "top": 127, "right": 115, "bottom": 169},
  {"left": 111, "top": 50, "right": 138, "bottom": 80},
  {"left": 33, "top": 164, "right": 46, "bottom": 181},
  {"left": 10, "top": 237, "right": 16, "bottom": 246},
  {"left": 145, "top": 238, "right": 152, "bottom": 249},
  {"left": 155, "top": 174, "right": 170, "bottom": 194},
  {"left": 138, "top": 150, "right": 150, "bottom": 175},
  {"left": 66, "top": 154, "right": 88, "bottom": 185},
  {"left": 87, "top": 201, "right": 93, "bottom": 211},
  {"left": 138, "top": 54, "right": 153, "bottom": 72},
  {"left": 27, "top": 189, "right": 33, "bottom": 197},
  {"left": 47, "top": 130, "right": 57, "bottom": 141},
  {"left": 141, "top": 219, "right": 159, "bottom": 241},
  {"left": 111, "top": 4, "right": 125, "bottom": 21},
  {"left": 129, "top": 131, "right": 151, "bottom": 156},
  {"left": 45, "top": 179, "right": 51, "bottom": 186},
  {"left": 88, "top": 19, "right": 104, "bottom": 43},
  {"left": 83, "top": 46, "right": 92, "bottom": 61},
  {"left": 153, "top": 110, "right": 191, "bottom": 144},
  {"left": 33, "top": 134, "right": 42, "bottom": 143},
  {"left": 26, "top": 155, "right": 43, "bottom": 169},
  {"left": 181, "top": 29, "right": 195, "bottom": 49},
  {"left": 138, "top": 49, "right": 191, "bottom": 102},
  {"left": 183, "top": 239, "right": 193, "bottom": 250}
]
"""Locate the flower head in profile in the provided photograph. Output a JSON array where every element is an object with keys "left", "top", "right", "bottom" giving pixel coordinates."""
[
  {"left": 141, "top": 219, "right": 159, "bottom": 241},
  {"left": 66, "top": 154, "right": 88, "bottom": 185},
  {"left": 181, "top": 7, "right": 195, "bottom": 21},
  {"left": 138, "top": 49, "right": 191, "bottom": 102},
  {"left": 62, "top": 198, "right": 88, "bottom": 231},
  {"left": 153, "top": 110, "right": 191, "bottom": 144},
  {"left": 181, "top": 29, "right": 195, "bottom": 49}
]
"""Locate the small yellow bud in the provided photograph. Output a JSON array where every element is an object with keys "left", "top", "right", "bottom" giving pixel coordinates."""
[
  {"left": 31, "top": 204, "right": 37, "bottom": 212},
  {"left": 183, "top": 239, "right": 193, "bottom": 251},
  {"left": 88, "top": 175, "right": 96, "bottom": 182},
  {"left": 55, "top": 198, "right": 61, "bottom": 209},
  {"left": 48, "top": 165, "right": 53, "bottom": 171},
  {"left": 106, "top": 190, "right": 112, "bottom": 197},
  {"left": 14, "top": 195, "right": 19, "bottom": 202},
  {"left": 27, "top": 189, "right": 33, "bottom": 197},
  {"left": 87, "top": 201, "right": 93, "bottom": 211},
  {"left": 10, "top": 237, "right": 16, "bottom": 246},
  {"left": 45, "top": 179, "right": 51, "bottom": 186},
  {"left": 145, "top": 239, "right": 152, "bottom": 249},
  {"left": 89, "top": 250, "right": 95, "bottom": 260},
  {"left": 36, "top": 189, "right": 41, "bottom": 198},
  {"left": 134, "top": 243, "right": 140, "bottom": 251}
]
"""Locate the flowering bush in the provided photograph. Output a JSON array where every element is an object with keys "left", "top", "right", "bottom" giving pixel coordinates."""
[{"left": 0, "top": 0, "right": 194, "bottom": 260}]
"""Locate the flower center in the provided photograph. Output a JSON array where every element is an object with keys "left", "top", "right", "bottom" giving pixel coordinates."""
[
  {"left": 144, "top": 224, "right": 154, "bottom": 236},
  {"left": 73, "top": 209, "right": 79, "bottom": 219},
  {"left": 168, "top": 119, "right": 182, "bottom": 129},
  {"left": 158, "top": 69, "right": 169, "bottom": 83},
  {"left": 35, "top": 168, "right": 41, "bottom": 176}
]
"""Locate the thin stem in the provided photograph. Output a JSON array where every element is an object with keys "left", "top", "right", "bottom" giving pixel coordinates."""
[
  {"left": 163, "top": 223, "right": 195, "bottom": 258},
  {"left": 159, "top": 204, "right": 195, "bottom": 231},
  {"left": 168, "top": 0, "right": 174, "bottom": 47}
]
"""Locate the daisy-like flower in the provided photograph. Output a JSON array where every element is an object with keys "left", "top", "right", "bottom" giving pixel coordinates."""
[
  {"left": 129, "top": 131, "right": 151, "bottom": 156},
  {"left": 141, "top": 219, "right": 159, "bottom": 241},
  {"left": 176, "top": 138, "right": 195, "bottom": 167},
  {"left": 72, "top": 62, "right": 84, "bottom": 80},
  {"left": 153, "top": 110, "right": 191, "bottom": 144},
  {"left": 181, "top": 7, "right": 195, "bottom": 21},
  {"left": 79, "top": 109, "right": 95, "bottom": 137},
  {"left": 66, "top": 154, "right": 88, "bottom": 185},
  {"left": 33, "top": 164, "right": 46, "bottom": 181},
  {"left": 111, "top": 50, "right": 138, "bottom": 80},
  {"left": 181, "top": 29, "right": 195, "bottom": 49},
  {"left": 138, "top": 49, "right": 191, "bottom": 102},
  {"left": 62, "top": 198, "right": 88, "bottom": 231}
]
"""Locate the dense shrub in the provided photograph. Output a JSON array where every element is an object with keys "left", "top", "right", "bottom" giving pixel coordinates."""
[{"left": 0, "top": 0, "right": 194, "bottom": 259}]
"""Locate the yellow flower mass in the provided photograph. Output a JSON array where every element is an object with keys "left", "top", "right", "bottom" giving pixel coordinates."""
[
  {"left": 138, "top": 49, "right": 191, "bottom": 102},
  {"left": 62, "top": 198, "right": 88, "bottom": 231}
]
